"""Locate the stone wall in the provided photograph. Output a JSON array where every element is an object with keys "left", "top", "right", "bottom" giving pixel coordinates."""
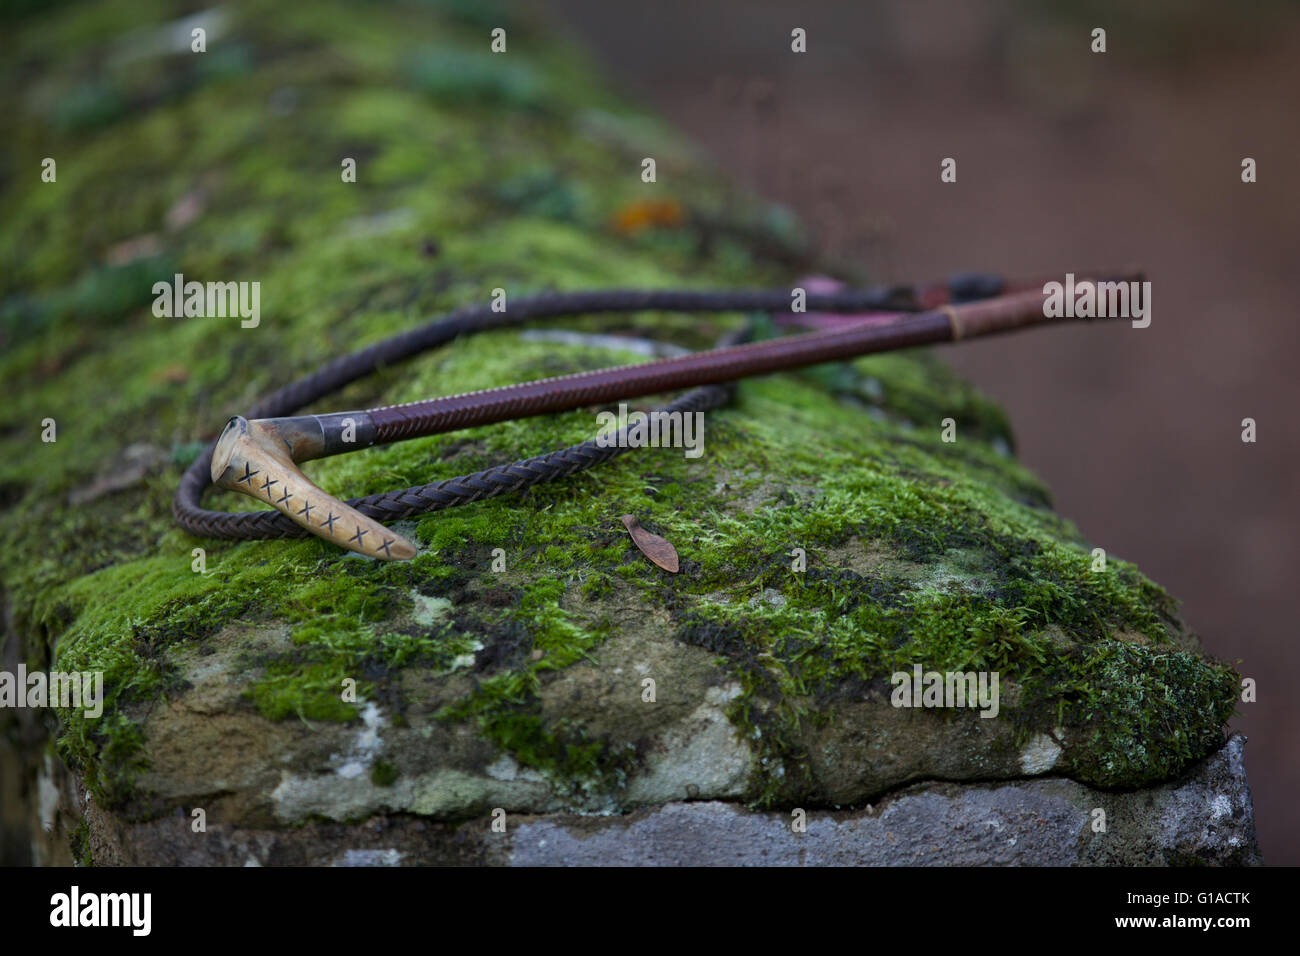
[{"left": 0, "top": 0, "right": 1251, "bottom": 865}]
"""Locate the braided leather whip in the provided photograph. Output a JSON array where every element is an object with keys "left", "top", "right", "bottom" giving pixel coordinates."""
[{"left": 174, "top": 274, "right": 1113, "bottom": 548}]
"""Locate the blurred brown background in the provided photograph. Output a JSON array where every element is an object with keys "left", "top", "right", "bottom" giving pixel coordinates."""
[{"left": 545, "top": 0, "right": 1300, "bottom": 863}]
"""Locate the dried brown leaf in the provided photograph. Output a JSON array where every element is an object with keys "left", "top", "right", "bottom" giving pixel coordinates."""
[{"left": 621, "top": 514, "right": 679, "bottom": 573}]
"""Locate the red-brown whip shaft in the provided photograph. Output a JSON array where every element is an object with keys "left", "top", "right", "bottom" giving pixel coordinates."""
[{"left": 367, "top": 285, "right": 1080, "bottom": 444}]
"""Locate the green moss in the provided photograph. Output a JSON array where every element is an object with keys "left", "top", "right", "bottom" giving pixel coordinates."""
[
  {"left": 404, "top": 48, "right": 546, "bottom": 109},
  {"left": 370, "top": 759, "right": 399, "bottom": 787},
  {"left": 247, "top": 660, "right": 364, "bottom": 723},
  {"left": 51, "top": 81, "right": 129, "bottom": 132},
  {"left": 429, "top": 578, "right": 632, "bottom": 794},
  {"left": 57, "top": 709, "right": 149, "bottom": 808},
  {"left": 69, "top": 817, "right": 94, "bottom": 867},
  {"left": 1033, "top": 641, "right": 1240, "bottom": 788}
]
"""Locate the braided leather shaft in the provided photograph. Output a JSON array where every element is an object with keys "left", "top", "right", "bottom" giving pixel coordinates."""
[{"left": 370, "top": 313, "right": 954, "bottom": 441}]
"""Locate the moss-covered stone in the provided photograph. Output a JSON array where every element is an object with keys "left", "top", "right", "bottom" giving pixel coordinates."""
[{"left": 2, "top": 0, "right": 1237, "bottom": 832}]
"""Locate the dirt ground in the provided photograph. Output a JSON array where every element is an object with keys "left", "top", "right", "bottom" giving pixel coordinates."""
[{"left": 546, "top": 0, "right": 1300, "bottom": 864}]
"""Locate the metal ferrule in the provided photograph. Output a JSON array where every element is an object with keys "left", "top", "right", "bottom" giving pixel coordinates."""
[{"left": 259, "top": 411, "right": 377, "bottom": 463}]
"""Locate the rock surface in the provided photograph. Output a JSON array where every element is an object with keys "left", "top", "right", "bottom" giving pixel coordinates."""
[{"left": 66, "top": 735, "right": 1258, "bottom": 866}]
